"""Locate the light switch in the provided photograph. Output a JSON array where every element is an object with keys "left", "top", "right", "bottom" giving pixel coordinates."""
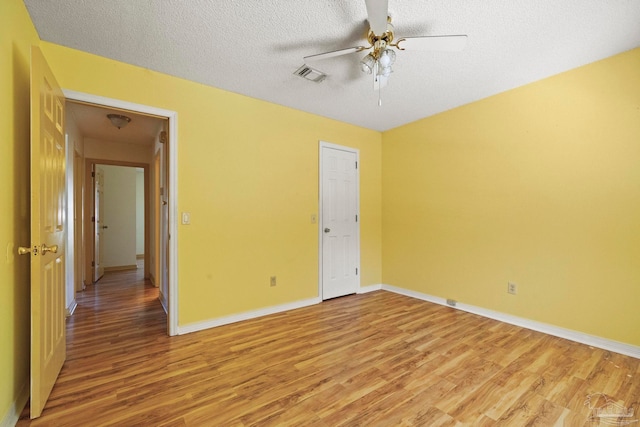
[{"left": 182, "top": 212, "right": 191, "bottom": 225}]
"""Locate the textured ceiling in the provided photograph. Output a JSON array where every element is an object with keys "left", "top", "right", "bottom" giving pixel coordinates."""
[{"left": 24, "top": 0, "right": 640, "bottom": 131}]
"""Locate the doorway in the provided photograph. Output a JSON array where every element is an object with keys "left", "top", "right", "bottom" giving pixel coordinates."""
[
  {"left": 64, "top": 90, "right": 179, "bottom": 336},
  {"left": 319, "top": 141, "right": 360, "bottom": 300},
  {"left": 86, "top": 162, "right": 149, "bottom": 280}
]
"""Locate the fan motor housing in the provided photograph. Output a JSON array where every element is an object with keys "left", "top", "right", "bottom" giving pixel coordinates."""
[{"left": 367, "top": 26, "right": 394, "bottom": 47}]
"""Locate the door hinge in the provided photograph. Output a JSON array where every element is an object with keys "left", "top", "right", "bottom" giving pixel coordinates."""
[
  {"left": 355, "top": 214, "right": 358, "bottom": 222},
  {"left": 91, "top": 171, "right": 95, "bottom": 178},
  {"left": 91, "top": 261, "right": 95, "bottom": 267},
  {"left": 355, "top": 161, "right": 358, "bottom": 169},
  {"left": 356, "top": 268, "right": 358, "bottom": 275},
  {"left": 91, "top": 216, "right": 95, "bottom": 222}
]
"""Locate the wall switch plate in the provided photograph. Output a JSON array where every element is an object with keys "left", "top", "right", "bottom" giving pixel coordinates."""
[
  {"left": 508, "top": 282, "right": 517, "bottom": 295},
  {"left": 181, "top": 212, "right": 191, "bottom": 225}
]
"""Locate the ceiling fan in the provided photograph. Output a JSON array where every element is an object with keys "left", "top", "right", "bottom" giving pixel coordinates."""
[{"left": 303, "top": 0, "right": 467, "bottom": 101}]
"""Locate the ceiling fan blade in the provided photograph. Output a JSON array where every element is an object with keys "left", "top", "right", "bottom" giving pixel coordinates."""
[
  {"left": 304, "top": 46, "right": 367, "bottom": 63},
  {"left": 365, "top": 0, "right": 389, "bottom": 35},
  {"left": 395, "top": 35, "right": 468, "bottom": 52}
]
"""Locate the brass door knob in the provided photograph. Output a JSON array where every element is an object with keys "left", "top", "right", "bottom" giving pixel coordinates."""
[
  {"left": 18, "top": 246, "right": 32, "bottom": 255},
  {"left": 41, "top": 244, "right": 58, "bottom": 254}
]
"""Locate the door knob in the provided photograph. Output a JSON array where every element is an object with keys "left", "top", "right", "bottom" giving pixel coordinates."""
[
  {"left": 324, "top": 228, "right": 331, "bottom": 233},
  {"left": 102, "top": 225, "right": 108, "bottom": 229},
  {"left": 18, "top": 246, "right": 33, "bottom": 255},
  {"left": 41, "top": 244, "right": 58, "bottom": 254}
]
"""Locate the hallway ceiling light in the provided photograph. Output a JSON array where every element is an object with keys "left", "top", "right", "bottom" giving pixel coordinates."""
[{"left": 107, "top": 113, "right": 131, "bottom": 129}]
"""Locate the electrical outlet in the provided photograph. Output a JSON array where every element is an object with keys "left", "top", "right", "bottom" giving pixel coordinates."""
[
  {"left": 446, "top": 299, "right": 457, "bottom": 307},
  {"left": 270, "top": 276, "right": 277, "bottom": 287},
  {"left": 508, "top": 282, "right": 517, "bottom": 295}
]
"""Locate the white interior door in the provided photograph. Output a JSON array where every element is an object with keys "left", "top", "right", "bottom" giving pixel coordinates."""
[
  {"left": 320, "top": 142, "right": 360, "bottom": 299},
  {"left": 93, "top": 166, "right": 105, "bottom": 282},
  {"left": 26, "top": 46, "right": 67, "bottom": 419}
]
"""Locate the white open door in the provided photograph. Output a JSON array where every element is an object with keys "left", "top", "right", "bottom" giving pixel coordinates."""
[
  {"left": 23, "top": 46, "right": 67, "bottom": 419},
  {"left": 319, "top": 142, "right": 360, "bottom": 299},
  {"left": 93, "top": 165, "right": 105, "bottom": 282}
]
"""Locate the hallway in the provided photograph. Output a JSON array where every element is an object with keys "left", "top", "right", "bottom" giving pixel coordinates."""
[{"left": 18, "top": 265, "right": 167, "bottom": 425}]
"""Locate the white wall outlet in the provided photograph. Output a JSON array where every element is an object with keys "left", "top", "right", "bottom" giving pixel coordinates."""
[
  {"left": 508, "top": 282, "right": 517, "bottom": 295},
  {"left": 311, "top": 214, "right": 317, "bottom": 224}
]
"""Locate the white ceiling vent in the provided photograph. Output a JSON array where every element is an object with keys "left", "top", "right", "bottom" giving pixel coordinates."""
[{"left": 294, "top": 65, "right": 326, "bottom": 83}]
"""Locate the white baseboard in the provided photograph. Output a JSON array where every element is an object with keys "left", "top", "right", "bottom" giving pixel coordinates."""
[
  {"left": 382, "top": 284, "right": 640, "bottom": 359},
  {"left": 66, "top": 298, "right": 78, "bottom": 317},
  {"left": 158, "top": 292, "right": 168, "bottom": 315},
  {"left": 177, "top": 297, "right": 322, "bottom": 335},
  {"left": 358, "top": 284, "right": 382, "bottom": 294},
  {"left": 103, "top": 265, "right": 137, "bottom": 272},
  {"left": 1, "top": 382, "right": 28, "bottom": 427}
]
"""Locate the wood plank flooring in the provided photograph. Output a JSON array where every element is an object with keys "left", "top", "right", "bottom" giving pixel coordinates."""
[{"left": 18, "top": 267, "right": 640, "bottom": 426}]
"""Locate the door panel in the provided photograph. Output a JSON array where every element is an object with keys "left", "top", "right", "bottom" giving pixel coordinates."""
[
  {"left": 30, "top": 46, "right": 66, "bottom": 419},
  {"left": 321, "top": 144, "right": 359, "bottom": 299},
  {"left": 93, "top": 166, "right": 105, "bottom": 282}
]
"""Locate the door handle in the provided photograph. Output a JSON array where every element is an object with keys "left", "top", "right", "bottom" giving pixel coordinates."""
[
  {"left": 18, "top": 246, "right": 34, "bottom": 255},
  {"left": 324, "top": 228, "right": 331, "bottom": 233},
  {"left": 102, "top": 225, "right": 108, "bottom": 229},
  {"left": 41, "top": 244, "right": 58, "bottom": 254}
]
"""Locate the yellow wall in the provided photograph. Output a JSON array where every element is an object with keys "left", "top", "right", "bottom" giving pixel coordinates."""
[
  {"left": 38, "top": 42, "right": 383, "bottom": 325},
  {"left": 382, "top": 48, "right": 640, "bottom": 346},
  {"left": 0, "top": 0, "right": 40, "bottom": 420}
]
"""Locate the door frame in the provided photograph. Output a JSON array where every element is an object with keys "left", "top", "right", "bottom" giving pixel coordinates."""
[
  {"left": 85, "top": 160, "right": 150, "bottom": 282},
  {"left": 90, "top": 164, "right": 106, "bottom": 283},
  {"left": 318, "top": 140, "right": 361, "bottom": 299},
  {"left": 63, "top": 89, "right": 179, "bottom": 336}
]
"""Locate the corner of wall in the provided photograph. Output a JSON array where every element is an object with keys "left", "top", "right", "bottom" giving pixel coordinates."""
[{"left": 0, "top": 381, "right": 28, "bottom": 427}]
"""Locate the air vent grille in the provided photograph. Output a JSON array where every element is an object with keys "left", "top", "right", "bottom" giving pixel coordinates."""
[{"left": 294, "top": 65, "right": 327, "bottom": 83}]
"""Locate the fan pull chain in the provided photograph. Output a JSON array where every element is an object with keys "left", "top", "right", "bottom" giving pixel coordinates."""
[{"left": 374, "top": 61, "right": 382, "bottom": 106}]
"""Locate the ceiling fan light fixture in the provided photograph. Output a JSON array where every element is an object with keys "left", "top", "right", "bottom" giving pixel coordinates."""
[
  {"left": 378, "top": 65, "right": 392, "bottom": 78},
  {"left": 360, "top": 53, "right": 375, "bottom": 75},
  {"left": 377, "top": 49, "right": 392, "bottom": 67},
  {"left": 385, "top": 48, "right": 396, "bottom": 65},
  {"left": 107, "top": 113, "right": 131, "bottom": 129}
]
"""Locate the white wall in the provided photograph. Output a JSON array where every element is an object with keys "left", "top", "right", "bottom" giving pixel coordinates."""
[
  {"left": 102, "top": 165, "right": 137, "bottom": 268},
  {"left": 135, "top": 168, "right": 144, "bottom": 255}
]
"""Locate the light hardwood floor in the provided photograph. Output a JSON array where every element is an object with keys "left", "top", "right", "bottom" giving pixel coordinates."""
[{"left": 18, "top": 267, "right": 640, "bottom": 426}]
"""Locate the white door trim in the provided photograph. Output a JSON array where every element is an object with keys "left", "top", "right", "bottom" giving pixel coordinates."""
[
  {"left": 62, "top": 89, "right": 179, "bottom": 336},
  {"left": 318, "top": 141, "right": 360, "bottom": 300}
]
